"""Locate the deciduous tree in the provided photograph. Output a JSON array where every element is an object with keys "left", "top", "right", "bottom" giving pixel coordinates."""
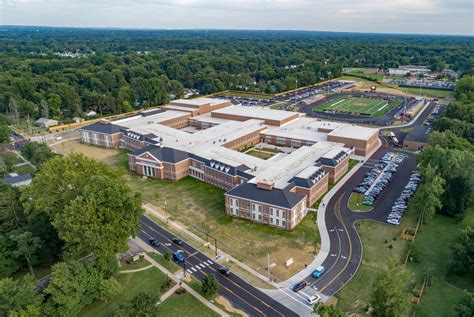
[
  {"left": 201, "top": 274, "right": 218, "bottom": 299},
  {"left": 450, "top": 226, "right": 474, "bottom": 275}
]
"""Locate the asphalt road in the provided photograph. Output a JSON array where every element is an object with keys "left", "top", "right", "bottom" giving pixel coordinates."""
[
  {"left": 291, "top": 142, "right": 417, "bottom": 297},
  {"left": 138, "top": 215, "right": 299, "bottom": 317}
]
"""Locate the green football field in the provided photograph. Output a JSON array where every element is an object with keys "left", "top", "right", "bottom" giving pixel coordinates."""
[{"left": 314, "top": 96, "right": 399, "bottom": 118}]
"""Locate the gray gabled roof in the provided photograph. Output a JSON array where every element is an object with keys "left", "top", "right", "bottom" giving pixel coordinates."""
[
  {"left": 80, "top": 121, "right": 124, "bottom": 134},
  {"left": 2, "top": 173, "right": 32, "bottom": 185},
  {"left": 132, "top": 145, "right": 189, "bottom": 164},
  {"left": 225, "top": 183, "right": 305, "bottom": 209},
  {"left": 404, "top": 125, "right": 430, "bottom": 143}
]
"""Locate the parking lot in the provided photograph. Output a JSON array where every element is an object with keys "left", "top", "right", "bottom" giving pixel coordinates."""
[{"left": 385, "top": 78, "right": 455, "bottom": 90}]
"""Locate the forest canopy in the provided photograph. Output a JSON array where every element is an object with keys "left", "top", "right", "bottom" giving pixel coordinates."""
[{"left": 1, "top": 27, "right": 473, "bottom": 121}]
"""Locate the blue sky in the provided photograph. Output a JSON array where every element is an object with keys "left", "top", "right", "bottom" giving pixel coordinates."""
[{"left": 1, "top": 0, "right": 473, "bottom": 35}]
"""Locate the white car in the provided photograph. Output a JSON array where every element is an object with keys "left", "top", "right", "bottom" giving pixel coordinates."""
[
  {"left": 387, "top": 218, "right": 400, "bottom": 225},
  {"left": 306, "top": 295, "right": 321, "bottom": 305}
]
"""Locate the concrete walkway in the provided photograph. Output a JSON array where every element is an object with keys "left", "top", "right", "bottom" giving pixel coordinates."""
[
  {"left": 13, "top": 150, "right": 36, "bottom": 171},
  {"left": 142, "top": 253, "right": 229, "bottom": 317},
  {"left": 142, "top": 204, "right": 277, "bottom": 288},
  {"left": 118, "top": 264, "right": 154, "bottom": 274},
  {"left": 156, "top": 283, "right": 181, "bottom": 305}
]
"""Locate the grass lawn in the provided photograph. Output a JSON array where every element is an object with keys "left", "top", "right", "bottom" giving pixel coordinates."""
[
  {"left": 245, "top": 149, "right": 274, "bottom": 160},
  {"left": 148, "top": 252, "right": 181, "bottom": 273},
  {"left": 157, "top": 292, "right": 218, "bottom": 317},
  {"left": 347, "top": 193, "right": 372, "bottom": 212},
  {"left": 0, "top": 151, "right": 24, "bottom": 165},
  {"left": 270, "top": 102, "right": 287, "bottom": 109},
  {"left": 314, "top": 96, "right": 398, "bottom": 118},
  {"left": 406, "top": 212, "right": 474, "bottom": 317},
  {"left": 336, "top": 208, "right": 418, "bottom": 315},
  {"left": 13, "top": 164, "right": 35, "bottom": 175},
  {"left": 393, "top": 86, "right": 454, "bottom": 98},
  {"left": 118, "top": 257, "right": 151, "bottom": 271},
  {"left": 52, "top": 141, "right": 320, "bottom": 281},
  {"left": 129, "top": 175, "right": 320, "bottom": 282},
  {"left": 80, "top": 267, "right": 169, "bottom": 317},
  {"left": 343, "top": 69, "right": 384, "bottom": 81}
]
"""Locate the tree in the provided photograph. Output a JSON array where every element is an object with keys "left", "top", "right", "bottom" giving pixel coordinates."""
[
  {"left": 115, "top": 292, "right": 159, "bottom": 317},
  {"left": 410, "top": 164, "right": 444, "bottom": 225},
  {"left": 313, "top": 302, "right": 345, "bottom": 317},
  {"left": 0, "top": 276, "right": 42, "bottom": 316},
  {"left": 369, "top": 262, "right": 412, "bottom": 317},
  {"left": 450, "top": 226, "right": 474, "bottom": 275},
  {"left": 20, "top": 141, "right": 56, "bottom": 166},
  {"left": 455, "top": 292, "right": 474, "bottom": 317},
  {"left": 22, "top": 154, "right": 143, "bottom": 273},
  {"left": 43, "top": 261, "right": 102, "bottom": 316},
  {"left": 201, "top": 274, "right": 218, "bottom": 299},
  {"left": 9, "top": 230, "right": 42, "bottom": 277},
  {"left": 0, "top": 125, "right": 10, "bottom": 144}
]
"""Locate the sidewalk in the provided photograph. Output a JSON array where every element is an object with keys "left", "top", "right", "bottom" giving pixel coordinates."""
[
  {"left": 142, "top": 252, "right": 229, "bottom": 317},
  {"left": 156, "top": 283, "right": 181, "bottom": 304},
  {"left": 277, "top": 155, "right": 371, "bottom": 289},
  {"left": 142, "top": 204, "right": 278, "bottom": 288}
]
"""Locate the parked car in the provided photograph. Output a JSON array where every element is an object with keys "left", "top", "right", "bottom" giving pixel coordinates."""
[{"left": 292, "top": 281, "right": 308, "bottom": 292}]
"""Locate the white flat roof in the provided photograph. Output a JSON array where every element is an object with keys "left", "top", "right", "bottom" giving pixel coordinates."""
[
  {"left": 115, "top": 110, "right": 188, "bottom": 128},
  {"left": 328, "top": 125, "right": 379, "bottom": 140},
  {"left": 171, "top": 97, "right": 226, "bottom": 106},
  {"left": 212, "top": 105, "right": 299, "bottom": 122},
  {"left": 250, "top": 142, "right": 342, "bottom": 189},
  {"left": 191, "top": 112, "right": 230, "bottom": 125},
  {"left": 295, "top": 166, "right": 323, "bottom": 179}
]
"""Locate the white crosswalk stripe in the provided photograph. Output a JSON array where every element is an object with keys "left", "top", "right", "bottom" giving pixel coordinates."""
[
  {"left": 199, "top": 264, "right": 206, "bottom": 269},
  {"left": 207, "top": 260, "right": 213, "bottom": 265},
  {"left": 191, "top": 267, "right": 197, "bottom": 272},
  {"left": 186, "top": 269, "right": 192, "bottom": 274},
  {"left": 204, "top": 262, "right": 210, "bottom": 266}
]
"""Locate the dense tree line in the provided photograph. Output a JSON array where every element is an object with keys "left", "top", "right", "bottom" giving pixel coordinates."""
[
  {"left": 411, "top": 76, "right": 473, "bottom": 281},
  {"left": 0, "top": 154, "right": 143, "bottom": 316},
  {"left": 0, "top": 27, "right": 472, "bottom": 123}
]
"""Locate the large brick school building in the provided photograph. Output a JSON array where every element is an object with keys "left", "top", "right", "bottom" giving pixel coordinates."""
[{"left": 80, "top": 97, "right": 379, "bottom": 230}]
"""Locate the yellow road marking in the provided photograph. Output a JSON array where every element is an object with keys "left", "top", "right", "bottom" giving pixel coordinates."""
[{"left": 319, "top": 193, "right": 353, "bottom": 293}]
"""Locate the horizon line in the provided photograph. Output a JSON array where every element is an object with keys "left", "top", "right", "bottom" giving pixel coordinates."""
[{"left": 1, "top": 24, "right": 473, "bottom": 38}]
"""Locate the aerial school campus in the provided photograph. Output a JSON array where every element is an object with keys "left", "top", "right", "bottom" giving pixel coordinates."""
[{"left": 70, "top": 76, "right": 439, "bottom": 315}]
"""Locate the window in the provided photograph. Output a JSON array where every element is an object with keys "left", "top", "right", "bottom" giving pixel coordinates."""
[
  {"left": 276, "top": 210, "right": 279, "bottom": 217},
  {"left": 144, "top": 166, "right": 156, "bottom": 177},
  {"left": 276, "top": 219, "right": 280, "bottom": 226},
  {"left": 270, "top": 208, "right": 273, "bottom": 216},
  {"left": 282, "top": 221, "right": 286, "bottom": 228},
  {"left": 258, "top": 215, "right": 261, "bottom": 221},
  {"left": 270, "top": 217, "right": 274, "bottom": 224},
  {"left": 282, "top": 210, "right": 286, "bottom": 218}
]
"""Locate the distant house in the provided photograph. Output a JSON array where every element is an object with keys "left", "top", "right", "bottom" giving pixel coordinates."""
[
  {"left": 85, "top": 111, "right": 97, "bottom": 117},
  {"left": 72, "top": 117, "right": 84, "bottom": 123},
  {"left": 2, "top": 173, "right": 32, "bottom": 187},
  {"left": 35, "top": 117, "right": 59, "bottom": 128}
]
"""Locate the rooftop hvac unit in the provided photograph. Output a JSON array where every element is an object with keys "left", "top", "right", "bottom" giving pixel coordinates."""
[
  {"left": 220, "top": 165, "right": 225, "bottom": 171},
  {"left": 225, "top": 167, "right": 230, "bottom": 173},
  {"left": 311, "top": 178, "right": 316, "bottom": 184},
  {"left": 210, "top": 162, "right": 215, "bottom": 168}
]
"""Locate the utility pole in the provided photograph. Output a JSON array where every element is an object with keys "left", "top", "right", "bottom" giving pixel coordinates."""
[
  {"left": 214, "top": 238, "right": 218, "bottom": 258},
  {"left": 267, "top": 252, "right": 270, "bottom": 283}
]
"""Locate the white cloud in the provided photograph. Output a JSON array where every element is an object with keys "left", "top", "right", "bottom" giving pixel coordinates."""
[{"left": 0, "top": 0, "right": 472, "bottom": 35}]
